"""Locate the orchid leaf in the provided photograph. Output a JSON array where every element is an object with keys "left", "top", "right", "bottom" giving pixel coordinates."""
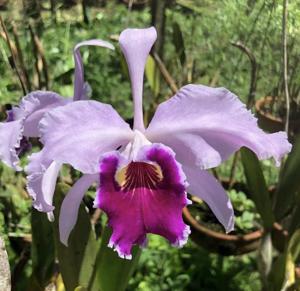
[
  {"left": 0, "top": 236, "right": 11, "bottom": 291},
  {"left": 268, "top": 231, "right": 300, "bottom": 291},
  {"left": 119, "top": 49, "right": 129, "bottom": 80},
  {"left": 53, "top": 183, "right": 100, "bottom": 291},
  {"left": 288, "top": 229, "right": 300, "bottom": 262},
  {"left": 172, "top": 22, "right": 186, "bottom": 66},
  {"left": 89, "top": 226, "right": 141, "bottom": 291},
  {"left": 31, "top": 209, "right": 55, "bottom": 289},
  {"left": 268, "top": 249, "right": 288, "bottom": 291},
  {"left": 241, "top": 147, "right": 274, "bottom": 229},
  {"left": 273, "top": 136, "right": 300, "bottom": 221},
  {"left": 287, "top": 193, "right": 300, "bottom": 235}
]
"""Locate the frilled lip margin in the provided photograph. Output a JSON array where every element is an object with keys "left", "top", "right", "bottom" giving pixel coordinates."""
[{"left": 94, "top": 143, "right": 191, "bottom": 259}]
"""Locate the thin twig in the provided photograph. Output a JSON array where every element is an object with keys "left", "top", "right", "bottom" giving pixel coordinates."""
[
  {"left": 231, "top": 41, "right": 257, "bottom": 109},
  {"left": 151, "top": 0, "right": 167, "bottom": 58},
  {"left": 0, "top": 16, "right": 27, "bottom": 95},
  {"left": 282, "top": 0, "right": 290, "bottom": 134},
  {"left": 12, "top": 24, "right": 31, "bottom": 91},
  {"left": 50, "top": 0, "right": 57, "bottom": 24},
  {"left": 230, "top": 1, "right": 266, "bottom": 86},
  {"left": 152, "top": 52, "right": 178, "bottom": 94},
  {"left": 29, "top": 23, "right": 49, "bottom": 89},
  {"left": 228, "top": 42, "right": 258, "bottom": 183},
  {"left": 82, "top": 0, "right": 89, "bottom": 24},
  {"left": 28, "top": 24, "right": 41, "bottom": 88}
]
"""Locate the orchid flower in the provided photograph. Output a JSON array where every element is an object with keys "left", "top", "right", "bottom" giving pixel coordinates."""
[
  {"left": 0, "top": 39, "right": 114, "bottom": 221},
  {"left": 0, "top": 39, "right": 114, "bottom": 171},
  {"left": 26, "top": 27, "right": 291, "bottom": 260}
]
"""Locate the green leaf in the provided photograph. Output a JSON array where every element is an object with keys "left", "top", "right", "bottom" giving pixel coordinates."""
[
  {"left": 241, "top": 147, "right": 274, "bottom": 229},
  {"left": 52, "top": 183, "right": 100, "bottom": 291},
  {"left": 89, "top": 226, "right": 141, "bottom": 291},
  {"left": 288, "top": 229, "right": 300, "bottom": 262},
  {"left": 175, "top": 0, "right": 203, "bottom": 14},
  {"left": 31, "top": 209, "right": 56, "bottom": 289},
  {"left": 273, "top": 136, "right": 300, "bottom": 220},
  {"left": 268, "top": 249, "right": 288, "bottom": 291},
  {"left": 145, "top": 55, "right": 160, "bottom": 97},
  {"left": 269, "top": 232, "right": 300, "bottom": 291},
  {"left": 172, "top": 22, "right": 186, "bottom": 66},
  {"left": 118, "top": 49, "right": 129, "bottom": 80},
  {"left": 287, "top": 193, "right": 300, "bottom": 235}
]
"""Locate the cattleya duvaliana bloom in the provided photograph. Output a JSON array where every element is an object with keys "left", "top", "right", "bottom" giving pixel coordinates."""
[{"left": 2, "top": 27, "right": 291, "bottom": 260}]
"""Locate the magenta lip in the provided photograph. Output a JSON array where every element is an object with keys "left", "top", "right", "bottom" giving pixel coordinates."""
[{"left": 96, "top": 143, "right": 190, "bottom": 259}]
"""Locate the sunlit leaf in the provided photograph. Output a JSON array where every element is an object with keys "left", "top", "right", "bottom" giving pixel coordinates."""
[
  {"left": 56, "top": 274, "right": 66, "bottom": 291},
  {"left": 145, "top": 55, "right": 160, "bottom": 97},
  {"left": 288, "top": 229, "right": 300, "bottom": 262}
]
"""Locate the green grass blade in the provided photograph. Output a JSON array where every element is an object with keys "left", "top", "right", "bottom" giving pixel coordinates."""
[{"left": 89, "top": 226, "right": 141, "bottom": 291}]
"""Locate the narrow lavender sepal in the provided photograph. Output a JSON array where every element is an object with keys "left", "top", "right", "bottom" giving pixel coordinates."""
[
  {"left": 183, "top": 165, "right": 234, "bottom": 233},
  {"left": 73, "top": 39, "right": 115, "bottom": 101},
  {"left": 119, "top": 27, "right": 157, "bottom": 131},
  {"left": 59, "top": 174, "right": 98, "bottom": 246}
]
